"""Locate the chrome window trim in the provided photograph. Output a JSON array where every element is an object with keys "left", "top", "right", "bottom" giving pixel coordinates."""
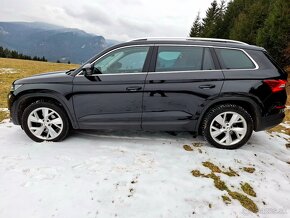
[{"left": 76, "top": 43, "right": 259, "bottom": 77}]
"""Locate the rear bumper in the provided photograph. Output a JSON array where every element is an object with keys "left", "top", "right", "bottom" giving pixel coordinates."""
[{"left": 255, "top": 112, "right": 285, "bottom": 131}]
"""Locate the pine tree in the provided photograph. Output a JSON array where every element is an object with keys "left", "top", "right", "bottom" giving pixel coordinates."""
[
  {"left": 229, "top": 0, "right": 270, "bottom": 44},
  {"left": 200, "top": 0, "right": 220, "bottom": 37},
  {"left": 189, "top": 12, "right": 202, "bottom": 37},
  {"left": 256, "top": 0, "right": 290, "bottom": 65},
  {"left": 214, "top": 0, "right": 226, "bottom": 38}
]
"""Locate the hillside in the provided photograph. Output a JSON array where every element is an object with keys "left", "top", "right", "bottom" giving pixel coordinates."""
[{"left": 0, "top": 22, "right": 117, "bottom": 63}]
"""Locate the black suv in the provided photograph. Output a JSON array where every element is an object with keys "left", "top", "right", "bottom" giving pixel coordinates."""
[{"left": 8, "top": 38, "right": 287, "bottom": 149}]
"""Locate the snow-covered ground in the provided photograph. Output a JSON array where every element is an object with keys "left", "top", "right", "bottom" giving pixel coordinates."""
[{"left": 0, "top": 120, "right": 289, "bottom": 218}]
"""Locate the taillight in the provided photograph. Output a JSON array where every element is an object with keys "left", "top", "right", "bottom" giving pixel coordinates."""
[{"left": 263, "top": 79, "right": 287, "bottom": 93}]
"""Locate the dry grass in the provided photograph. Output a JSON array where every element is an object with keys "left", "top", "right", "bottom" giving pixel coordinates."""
[
  {"left": 0, "top": 58, "right": 79, "bottom": 109},
  {"left": 0, "top": 111, "right": 8, "bottom": 122}
]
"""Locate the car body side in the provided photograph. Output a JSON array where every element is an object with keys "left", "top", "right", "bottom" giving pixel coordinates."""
[{"left": 8, "top": 40, "right": 287, "bottom": 135}]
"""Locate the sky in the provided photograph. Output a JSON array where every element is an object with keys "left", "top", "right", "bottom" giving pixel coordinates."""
[{"left": 0, "top": 0, "right": 216, "bottom": 41}]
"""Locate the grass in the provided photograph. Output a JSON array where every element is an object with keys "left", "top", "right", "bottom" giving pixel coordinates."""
[
  {"left": 0, "top": 111, "right": 8, "bottom": 122},
  {"left": 0, "top": 58, "right": 79, "bottom": 109}
]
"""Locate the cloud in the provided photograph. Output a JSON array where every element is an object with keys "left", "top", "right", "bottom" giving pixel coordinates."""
[
  {"left": 0, "top": 0, "right": 217, "bottom": 41},
  {"left": 64, "top": 5, "right": 113, "bottom": 26}
]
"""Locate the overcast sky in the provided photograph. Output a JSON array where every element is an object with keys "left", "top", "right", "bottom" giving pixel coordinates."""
[{"left": 0, "top": 0, "right": 217, "bottom": 41}]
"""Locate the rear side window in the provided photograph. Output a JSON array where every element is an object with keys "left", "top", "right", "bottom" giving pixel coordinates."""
[
  {"left": 215, "top": 48, "right": 255, "bottom": 69},
  {"left": 155, "top": 46, "right": 215, "bottom": 72}
]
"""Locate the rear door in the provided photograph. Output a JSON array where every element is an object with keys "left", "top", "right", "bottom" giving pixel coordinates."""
[{"left": 142, "top": 45, "right": 224, "bottom": 131}]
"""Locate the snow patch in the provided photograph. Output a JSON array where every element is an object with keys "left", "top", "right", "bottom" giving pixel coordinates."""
[
  {"left": 0, "top": 121, "right": 289, "bottom": 217},
  {"left": 0, "top": 68, "right": 19, "bottom": 74},
  {"left": 0, "top": 108, "right": 8, "bottom": 112}
]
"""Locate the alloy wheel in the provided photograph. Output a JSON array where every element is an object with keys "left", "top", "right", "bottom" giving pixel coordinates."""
[
  {"left": 27, "top": 107, "right": 64, "bottom": 140},
  {"left": 209, "top": 112, "right": 247, "bottom": 146}
]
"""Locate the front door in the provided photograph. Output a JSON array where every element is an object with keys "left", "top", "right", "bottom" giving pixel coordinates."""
[{"left": 73, "top": 45, "right": 151, "bottom": 129}]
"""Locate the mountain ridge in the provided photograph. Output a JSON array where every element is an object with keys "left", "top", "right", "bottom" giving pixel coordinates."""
[{"left": 0, "top": 22, "right": 118, "bottom": 63}]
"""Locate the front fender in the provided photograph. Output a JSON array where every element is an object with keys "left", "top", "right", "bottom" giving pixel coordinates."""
[{"left": 11, "top": 90, "right": 78, "bottom": 129}]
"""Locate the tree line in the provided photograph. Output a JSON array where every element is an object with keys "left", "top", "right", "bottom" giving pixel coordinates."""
[
  {"left": 0, "top": 46, "right": 47, "bottom": 62},
  {"left": 189, "top": 0, "right": 289, "bottom": 67}
]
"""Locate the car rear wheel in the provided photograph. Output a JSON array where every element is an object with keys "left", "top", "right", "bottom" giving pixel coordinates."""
[
  {"left": 202, "top": 104, "right": 253, "bottom": 149},
  {"left": 22, "top": 101, "right": 70, "bottom": 142}
]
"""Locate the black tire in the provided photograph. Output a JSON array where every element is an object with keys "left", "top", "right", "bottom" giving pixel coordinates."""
[
  {"left": 202, "top": 104, "right": 253, "bottom": 149},
  {"left": 22, "top": 101, "right": 70, "bottom": 142}
]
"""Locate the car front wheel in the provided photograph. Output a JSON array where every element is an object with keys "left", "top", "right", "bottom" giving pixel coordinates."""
[
  {"left": 202, "top": 104, "right": 253, "bottom": 149},
  {"left": 22, "top": 101, "right": 70, "bottom": 142}
]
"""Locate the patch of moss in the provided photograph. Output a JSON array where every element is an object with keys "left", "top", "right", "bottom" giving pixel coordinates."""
[
  {"left": 241, "top": 183, "right": 256, "bottom": 197},
  {"left": 203, "top": 161, "right": 239, "bottom": 177},
  {"left": 243, "top": 167, "right": 256, "bottom": 173},
  {"left": 202, "top": 161, "right": 222, "bottom": 173},
  {"left": 191, "top": 162, "right": 259, "bottom": 213},
  {"left": 223, "top": 167, "right": 239, "bottom": 177},
  {"left": 228, "top": 191, "right": 258, "bottom": 213},
  {"left": 208, "top": 173, "right": 228, "bottom": 191},
  {"left": 191, "top": 170, "right": 204, "bottom": 177},
  {"left": 183, "top": 144, "right": 193, "bottom": 151},
  {"left": 222, "top": 195, "right": 231, "bottom": 205},
  {"left": 192, "top": 142, "right": 203, "bottom": 147}
]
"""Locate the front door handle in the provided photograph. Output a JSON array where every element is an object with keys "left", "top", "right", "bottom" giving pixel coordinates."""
[
  {"left": 199, "top": 84, "right": 216, "bottom": 89},
  {"left": 126, "top": 86, "right": 142, "bottom": 92}
]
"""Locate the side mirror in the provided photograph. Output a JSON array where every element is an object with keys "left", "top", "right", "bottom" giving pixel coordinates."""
[{"left": 82, "top": 63, "right": 93, "bottom": 76}]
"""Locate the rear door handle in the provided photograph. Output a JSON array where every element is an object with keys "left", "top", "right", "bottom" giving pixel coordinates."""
[
  {"left": 199, "top": 84, "right": 216, "bottom": 89},
  {"left": 126, "top": 86, "right": 142, "bottom": 92}
]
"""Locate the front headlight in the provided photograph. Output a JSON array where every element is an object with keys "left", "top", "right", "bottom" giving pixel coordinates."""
[{"left": 10, "top": 84, "right": 22, "bottom": 92}]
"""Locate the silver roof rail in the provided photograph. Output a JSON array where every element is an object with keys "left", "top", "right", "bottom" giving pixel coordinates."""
[{"left": 129, "top": 37, "right": 249, "bottom": 45}]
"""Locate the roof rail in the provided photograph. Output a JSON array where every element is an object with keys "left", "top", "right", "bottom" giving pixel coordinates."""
[{"left": 129, "top": 37, "right": 248, "bottom": 45}]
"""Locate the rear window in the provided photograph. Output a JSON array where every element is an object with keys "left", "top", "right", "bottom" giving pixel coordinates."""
[
  {"left": 155, "top": 46, "right": 215, "bottom": 72},
  {"left": 215, "top": 48, "right": 255, "bottom": 69}
]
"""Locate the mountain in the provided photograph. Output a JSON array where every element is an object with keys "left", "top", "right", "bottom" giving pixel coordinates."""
[{"left": 0, "top": 22, "right": 117, "bottom": 63}]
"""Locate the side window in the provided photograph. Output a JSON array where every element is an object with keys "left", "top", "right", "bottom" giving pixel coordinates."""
[
  {"left": 215, "top": 48, "right": 255, "bottom": 69},
  {"left": 155, "top": 46, "right": 214, "bottom": 72},
  {"left": 93, "top": 46, "right": 149, "bottom": 74}
]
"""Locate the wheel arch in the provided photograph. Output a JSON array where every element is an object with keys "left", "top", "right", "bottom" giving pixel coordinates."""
[
  {"left": 12, "top": 90, "right": 78, "bottom": 129},
  {"left": 195, "top": 96, "right": 263, "bottom": 134}
]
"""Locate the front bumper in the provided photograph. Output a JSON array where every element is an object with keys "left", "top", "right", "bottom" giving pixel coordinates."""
[{"left": 7, "top": 92, "right": 19, "bottom": 125}]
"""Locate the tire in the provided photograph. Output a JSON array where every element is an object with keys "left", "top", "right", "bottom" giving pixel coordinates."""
[
  {"left": 202, "top": 104, "right": 253, "bottom": 149},
  {"left": 22, "top": 101, "right": 70, "bottom": 142}
]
